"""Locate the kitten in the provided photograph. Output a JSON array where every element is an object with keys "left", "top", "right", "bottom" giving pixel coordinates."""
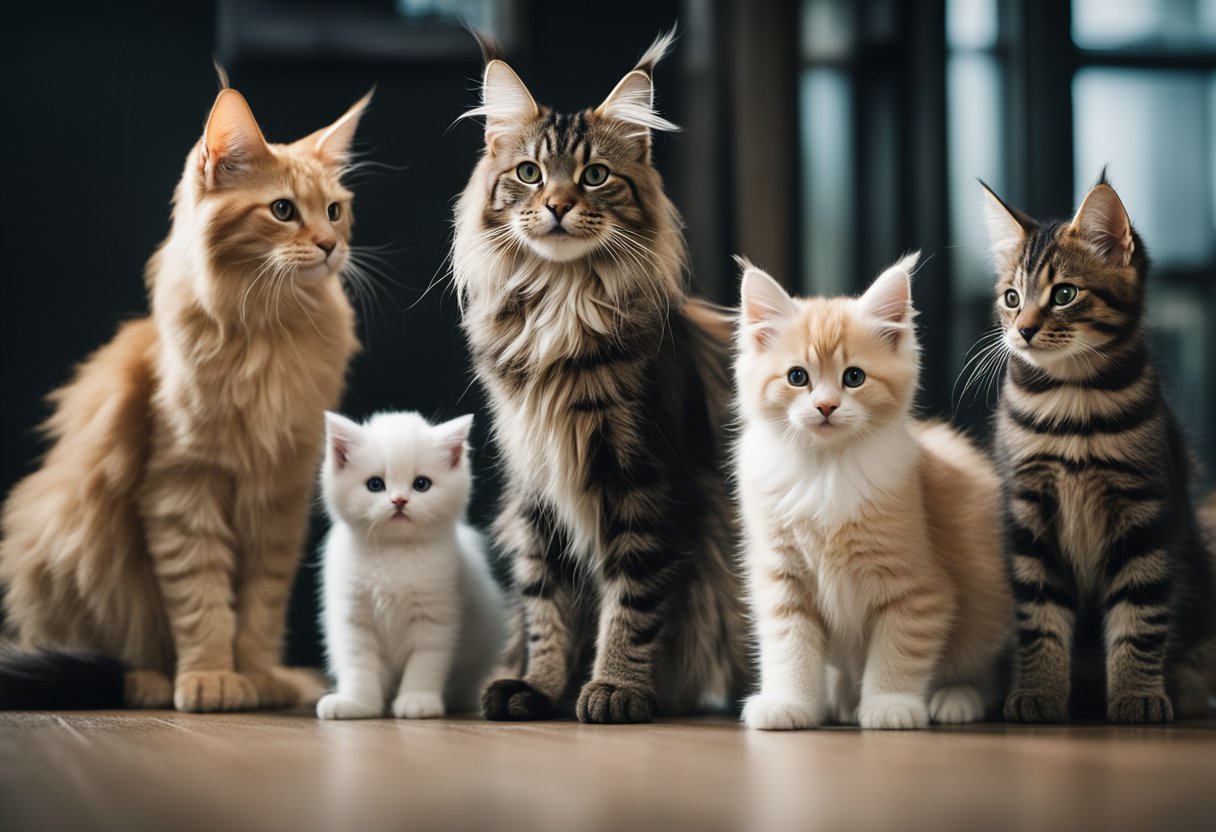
[
  {"left": 982, "top": 176, "right": 1216, "bottom": 722},
  {"left": 735, "top": 255, "right": 1013, "bottom": 730},
  {"left": 452, "top": 31, "right": 750, "bottom": 723},
  {"left": 315, "top": 411, "right": 504, "bottom": 719},
  {"left": 0, "top": 83, "right": 368, "bottom": 711}
]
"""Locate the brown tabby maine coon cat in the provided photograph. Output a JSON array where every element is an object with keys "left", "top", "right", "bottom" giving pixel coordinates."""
[
  {"left": 453, "top": 31, "right": 750, "bottom": 723},
  {"left": 735, "top": 256, "right": 1013, "bottom": 730},
  {"left": 0, "top": 83, "right": 368, "bottom": 712}
]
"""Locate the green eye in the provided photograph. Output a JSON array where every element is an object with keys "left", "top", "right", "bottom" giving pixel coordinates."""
[
  {"left": 787, "top": 367, "right": 809, "bottom": 387},
  {"left": 842, "top": 367, "right": 866, "bottom": 388},
  {"left": 516, "top": 162, "right": 542, "bottom": 184},
  {"left": 271, "top": 199, "right": 296, "bottom": 222},
  {"left": 581, "top": 164, "right": 609, "bottom": 187},
  {"left": 1051, "top": 284, "right": 1078, "bottom": 306},
  {"left": 1003, "top": 289, "right": 1020, "bottom": 308}
]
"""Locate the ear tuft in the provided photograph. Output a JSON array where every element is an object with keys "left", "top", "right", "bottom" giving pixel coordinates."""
[
  {"left": 1069, "top": 181, "right": 1135, "bottom": 266},
  {"left": 325, "top": 412, "right": 362, "bottom": 471},
  {"left": 979, "top": 180, "right": 1034, "bottom": 259},
  {"left": 435, "top": 414, "right": 475, "bottom": 468},
  {"left": 460, "top": 59, "right": 539, "bottom": 154},
  {"left": 306, "top": 89, "right": 373, "bottom": 169},
  {"left": 859, "top": 253, "right": 918, "bottom": 347},
  {"left": 738, "top": 258, "right": 796, "bottom": 351},
  {"left": 201, "top": 89, "right": 269, "bottom": 188}
]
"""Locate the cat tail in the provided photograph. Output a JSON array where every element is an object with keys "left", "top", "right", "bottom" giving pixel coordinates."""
[
  {"left": 0, "top": 646, "right": 127, "bottom": 709},
  {"left": 680, "top": 297, "right": 736, "bottom": 431}
]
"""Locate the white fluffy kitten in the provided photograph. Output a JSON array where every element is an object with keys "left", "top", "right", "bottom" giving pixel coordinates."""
[{"left": 316, "top": 410, "right": 504, "bottom": 720}]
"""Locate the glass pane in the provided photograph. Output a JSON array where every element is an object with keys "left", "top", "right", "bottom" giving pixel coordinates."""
[
  {"left": 799, "top": 69, "right": 854, "bottom": 295},
  {"left": 1073, "top": 0, "right": 1216, "bottom": 49},
  {"left": 1073, "top": 68, "right": 1216, "bottom": 269},
  {"left": 947, "top": 0, "right": 998, "bottom": 50}
]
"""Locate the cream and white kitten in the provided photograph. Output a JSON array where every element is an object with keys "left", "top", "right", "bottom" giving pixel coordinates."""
[
  {"left": 316, "top": 411, "right": 504, "bottom": 719},
  {"left": 734, "top": 255, "right": 1013, "bottom": 730}
]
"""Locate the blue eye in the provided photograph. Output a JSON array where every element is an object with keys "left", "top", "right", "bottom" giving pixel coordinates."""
[
  {"left": 787, "top": 367, "right": 809, "bottom": 387},
  {"left": 413, "top": 477, "right": 432, "bottom": 493},
  {"left": 366, "top": 477, "right": 385, "bottom": 493},
  {"left": 843, "top": 367, "right": 866, "bottom": 388}
]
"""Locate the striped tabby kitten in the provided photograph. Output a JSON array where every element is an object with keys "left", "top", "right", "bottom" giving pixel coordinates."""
[
  {"left": 736, "top": 257, "right": 1012, "bottom": 730},
  {"left": 983, "top": 177, "right": 1216, "bottom": 722},
  {"left": 452, "top": 32, "right": 750, "bottom": 723}
]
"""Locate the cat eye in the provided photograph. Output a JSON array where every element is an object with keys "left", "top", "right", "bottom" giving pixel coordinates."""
[
  {"left": 842, "top": 367, "right": 866, "bottom": 388},
  {"left": 1003, "top": 289, "right": 1020, "bottom": 308},
  {"left": 1051, "top": 284, "right": 1078, "bottom": 306},
  {"left": 786, "top": 367, "right": 809, "bottom": 387},
  {"left": 271, "top": 199, "right": 296, "bottom": 222},
  {"left": 413, "top": 477, "right": 432, "bottom": 493},
  {"left": 580, "top": 164, "right": 609, "bottom": 187},
  {"left": 516, "top": 162, "right": 542, "bottom": 185},
  {"left": 366, "top": 477, "right": 386, "bottom": 493},
  {"left": 327, "top": 202, "right": 341, "bottom": 222}
]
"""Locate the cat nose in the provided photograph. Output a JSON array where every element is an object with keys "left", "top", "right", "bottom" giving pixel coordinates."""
[
  {"left": 1019, "top": 325, "right": 1040, "bottom": 343},
  {"left": 816, "top": 404, "right": 838, "bottom": 418},
  {"left": 316, "top": 240, "right": 336, "bottom": 255},
  {"left": 392, "top": 497, "right": 408, "bottom": 508},
  {"left": 546, "top": 199, "right": 574, "bottom": 221}
]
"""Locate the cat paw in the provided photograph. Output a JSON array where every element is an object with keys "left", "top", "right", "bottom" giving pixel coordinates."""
[
  {"left": 174, "top": 670, "right": 259, "bottom": 713},
  {"left": 316, "top": 693, "right": 384, "bottom": 720},
  {"left": 858, "top": 693, "right": 929, "bottom": 730},
  {"left": 1108, "top": 693, "right": 1173, "bottom": 724},
  {"left": 392, "top": 692, "right": 445, "bottom": 719},
  {"left": 124, "top": 670, "right": 174, "bottom": 709},
  {"left": 929, "top": 685, "right": 985, "bottom": 724},
  {"left": 741, "top": 694, "right": 820, "bottom": 730},
  {"left": 482, "top": 679, "right": 554, "bottom": 721},
  {"left": 1004, "top": 689, "right": 1068, "bottom": 723},
  {"left": 576, "top": 680, "right": 654, "bottom": 724}
]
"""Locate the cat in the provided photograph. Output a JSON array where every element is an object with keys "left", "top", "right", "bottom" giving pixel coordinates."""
[
  {"left": 982, "top": 175, "right": 1216, "bottom": 722},
  {"left": 451, "top": 30, "right": 750, "bottom": 723},
  {"left": 0, "top": 82, "right": 368, "bottom": 712},
  {"left": 315, "top": 411, "right": 504, "bottom": 719},
  {"left": 734, "top": 255, "right": 1014, "bottom": 730}
]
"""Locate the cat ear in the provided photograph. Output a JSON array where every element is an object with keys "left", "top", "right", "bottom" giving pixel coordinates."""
[
  {"left": 199, "top": 89, "right": 270, "bottom": 188},
  {"left": 466, "top": 59, "right": 539, "bottom": 155},
  {"left": 324, "top": 412, "right": 362, "bottom": 471},
  {"left": 434, "top": 414, "right": 474, "bottom": 468},
  {"left": 738, "top": 258, "right": 796, "bottom": 351},
  {"left": 595, "top": 30, "right": 679, "bottom": 152},
  {"left": 296, "top": 90, "right": 373, "bottom": 169},
  {"left": 859, "top": 252, "right": 918, "bottom": 347},
  {"left": 980, "top": 180, "right": 1035, "bottom": 259},
  {"left": 1069, "top": 182, "right": 1135, "bottom": 267}
]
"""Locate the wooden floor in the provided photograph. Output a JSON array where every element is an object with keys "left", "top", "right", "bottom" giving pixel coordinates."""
[{"left": 1, "top": 712, "right": 1214, "bottom": 832}]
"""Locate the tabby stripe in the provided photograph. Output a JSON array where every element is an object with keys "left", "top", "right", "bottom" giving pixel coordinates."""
[
  {"left": 1104, "top": 514, "right": 1172, "bottom": 580},
  {"left": 1104, "top": 578, "right": 1171, "bottom": 609},
  {"left": 560, "top": 341, "right": 637, "bottom": 370},
  {"left": 518, "top": 580, "right": 551, "bottom": 599},
  {"left": 1008, "top": 346, "right": 1148, "bottom": 393},
  {"left": 1006, "top": 392, "right": 1159, "bottom": 436},
  {"left": 1012, "top": 452, "right": 1143, "bottom": 477},
  {"left": 1009, "top": 522, "right": 1072, "bottom": 587},
  {"left": 613, "top": 171, "right": 644, "bottom": 210},
  {"left": 629, "top": 616, "right": 666, "bottom": 647},
  {"left": 570, "top": 396, "right": 617, "bottom": 413},
  {"left": 1116, "top": 630, "right": 1169, "bottom": 654},
  {"left": 1017, "top": 626, "right": 1064, "bottom": 648},
  {"left": 620, "top": 582, "right": 672, "bottom": 614},
  {"left": 1013, "top": 576, "right": 1075, "bottom": 608},
  {"left": 1086, "top": 285, "right": 1138, "bottom": 315}
]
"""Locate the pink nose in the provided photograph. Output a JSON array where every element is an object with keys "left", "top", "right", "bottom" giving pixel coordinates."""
[
  {"left": 392, "top": 497, "right": 408, "bottom": 508},
  {"left": 817, "top": 404, "right": 838, "bottom": 417}
]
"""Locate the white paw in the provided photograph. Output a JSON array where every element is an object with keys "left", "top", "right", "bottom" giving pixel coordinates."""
[
  {"left": 741, "top": 693, "right": 820, "bottom": 731},
  {"left": 858, "top": 693, "right": 929, "bottom": 730},
  {"left": 929, "top": 685, "right": 985, "bottom": 724},
  {"left": 392, "top": 691, "right": 445, "bottom": 719},
  {"left": 316, "top": 693, "right": 383, "bottom": 720}
]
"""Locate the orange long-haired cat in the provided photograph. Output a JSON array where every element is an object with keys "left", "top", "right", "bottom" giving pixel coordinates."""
[{"left": 0, "top": 83, "right": 368, "bottom": 712}]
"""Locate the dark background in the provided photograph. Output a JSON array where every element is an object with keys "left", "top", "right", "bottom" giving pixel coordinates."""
[{"left": 3, "top": 0, "right": 1213, "bottom": 667}]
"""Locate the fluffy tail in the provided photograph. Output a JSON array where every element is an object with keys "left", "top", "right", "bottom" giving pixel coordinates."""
[{"left": 0, "top": 647, "right": 125, "bottom": 709}]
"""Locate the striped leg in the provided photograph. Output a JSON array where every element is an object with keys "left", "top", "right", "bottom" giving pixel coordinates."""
[
  {"left": 1004, "top": 511, "right": 1075, "bottom": 723},
  {"left": 1104, "top": 517, "right": 1173, "bottom": 723},
  {"left": 141, "top": 465, "right": 257, "bottom": 713},
  {"left": 483, "top": 499, "right": 575, "bottom": 721}
]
